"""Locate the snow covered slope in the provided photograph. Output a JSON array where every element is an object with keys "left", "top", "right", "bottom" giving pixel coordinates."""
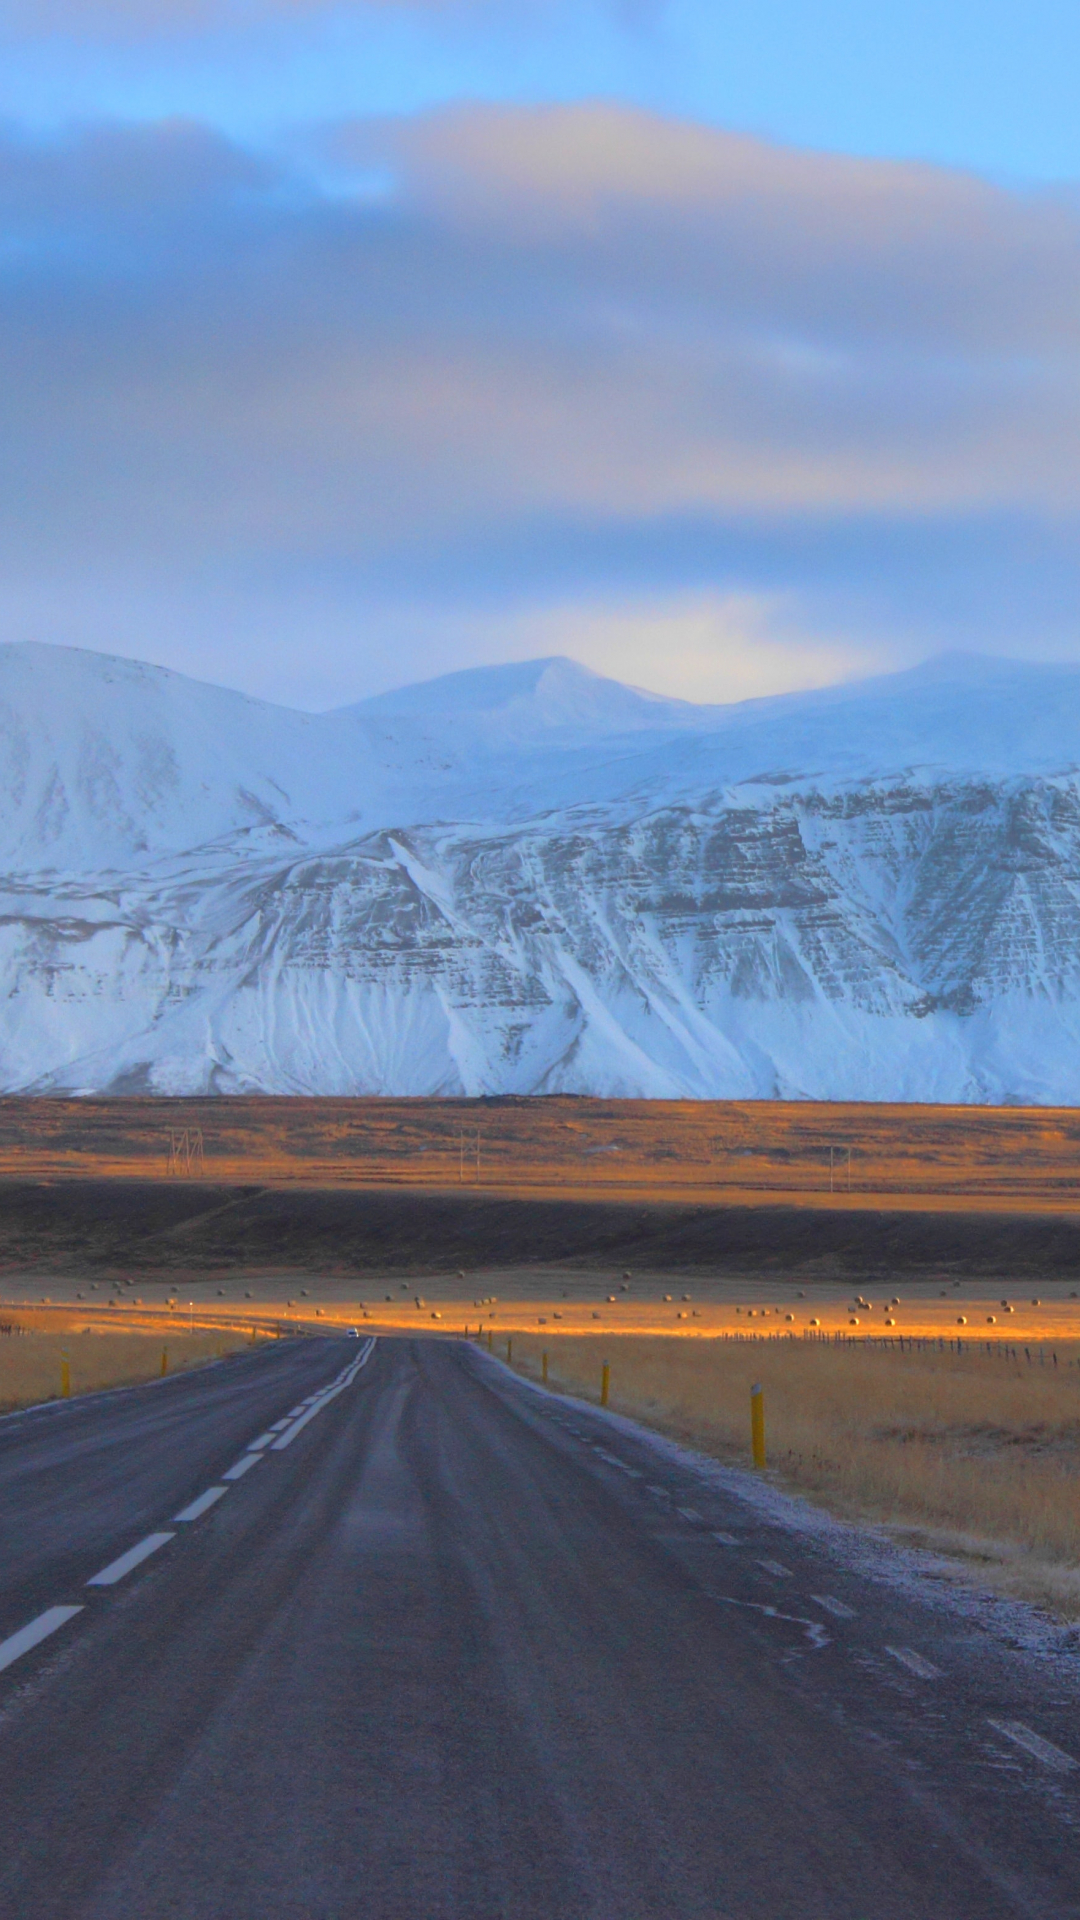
[{"left": 2, "top": 642, "right": 1080, "bottom": 1100}]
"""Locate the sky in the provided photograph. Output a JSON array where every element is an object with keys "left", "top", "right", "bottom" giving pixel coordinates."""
[{"left": 1, "top": 1, "right": 1078, "bottom": 710}]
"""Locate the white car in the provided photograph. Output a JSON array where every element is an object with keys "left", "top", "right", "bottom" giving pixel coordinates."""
[{"left": 345, "top": 1326, "right": 360, "bottom": 1337}]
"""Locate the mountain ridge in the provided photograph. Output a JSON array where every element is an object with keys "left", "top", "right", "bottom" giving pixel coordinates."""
[{"left": 0, "top": 640, "right": 1079, "bottom": 1103}]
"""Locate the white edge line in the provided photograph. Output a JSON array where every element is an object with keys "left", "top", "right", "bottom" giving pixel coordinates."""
[
  {"left": 0, "top": 1604, "right": 83, "bottom": 1674},
  {"left": 174, "top": 1486, "right": 229, "bottom": 1523},
  {"left": 87, "top": 1531, "right": 175, "bottom": 1588}
]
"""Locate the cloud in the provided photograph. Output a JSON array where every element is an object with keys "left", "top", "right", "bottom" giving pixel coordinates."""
[
  {"left": 0, "top": 102, "right": 1078, "bottom": 702},
  {"left": 0, "top": 0, "right": 562, "bottom": 40}
]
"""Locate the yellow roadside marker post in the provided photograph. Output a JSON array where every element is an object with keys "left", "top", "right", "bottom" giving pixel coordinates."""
[
  {"left": 751, "top": 1382, "right": 766, "bottom": 1469},
  {"left": 487, "top": 1330, "right": 492, "bottom": 1352},
  {"left": 60, "top": 1353, "right": 70, "bottom": 1400},
  {"left": 600, "top": 1360, "right": 610, "bottom": 1408},
  {"left": 542, "top": 1351, "right": 548, "bottom": 1385},
  {"left": 160, "top": 1346, "right": 168, "bottom": 1378},
  {"left": 506, "top": 1337, "right": 513, "bottom": 1364}
]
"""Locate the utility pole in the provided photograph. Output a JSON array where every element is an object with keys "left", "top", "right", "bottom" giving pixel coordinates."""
[
  {"left": 459, "top": 1129, "right": 481, "bottom": 1183},
  {"left": 828, "top": 1145, "right": 852, "bottom": 1194}
]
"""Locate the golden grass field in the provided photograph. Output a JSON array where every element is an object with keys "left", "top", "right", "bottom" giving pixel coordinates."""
[
  {"left": 497, "top": 1327, "right": 1080, "bottom": 1616},
  {"left": 326, "top": 1287, "right": 1080, "bottom": 1345},
  {"left": 0, "top": 1321, "right": 254, "bottom": 1414}
]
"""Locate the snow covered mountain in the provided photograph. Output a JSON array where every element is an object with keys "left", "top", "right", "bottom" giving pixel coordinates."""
[{"left": 3, "top": 641, "right": 1080, "bottom": 1101}]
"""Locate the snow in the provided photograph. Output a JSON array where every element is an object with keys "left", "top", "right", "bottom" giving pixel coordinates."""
[{"left": 2, "top": 640, "right": 1080, "bottom": 1098}]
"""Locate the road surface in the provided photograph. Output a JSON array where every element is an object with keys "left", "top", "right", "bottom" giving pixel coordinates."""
[{"left": 0, "top": 1335, "right": 1077, "bottom": 1918}]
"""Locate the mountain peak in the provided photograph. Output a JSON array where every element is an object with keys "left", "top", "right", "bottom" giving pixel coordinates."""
[{"left": 344, "top": 653, "right": 706, "bottom": 737}]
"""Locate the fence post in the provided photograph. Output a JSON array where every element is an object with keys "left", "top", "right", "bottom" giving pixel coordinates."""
[
  {"left": 601, "top": 1360, "right": 610, "bottom": 1408},
  {"left": 60, "top": 1352, "right": 70, "bottom": 1400},
  {"left": 751, "top": 1382, "right": 766, "bottom": 1469}
]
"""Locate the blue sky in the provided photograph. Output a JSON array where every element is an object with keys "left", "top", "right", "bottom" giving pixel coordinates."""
[
  {"left": 1, "top": 0, "right": 1078, "bottom": 707},
  {"left": 7, "top": 1, "right": 1080, "bottom": 183}
]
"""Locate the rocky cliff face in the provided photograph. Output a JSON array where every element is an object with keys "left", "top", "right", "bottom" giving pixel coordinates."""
[{"left": 2, "top": 644, "right": 1080, "bottom": 1101}]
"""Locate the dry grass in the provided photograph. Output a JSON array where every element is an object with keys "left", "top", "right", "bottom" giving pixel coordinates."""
[
  {"left": 3, "top": 1092, "right": 1080, "bottom": 1208},
  {"left": 505, "top": 1330, "right": 1080, "bottom": 1615},
  {"left": 0, "top": 1326, "right": 251, "bottom": 1413}
]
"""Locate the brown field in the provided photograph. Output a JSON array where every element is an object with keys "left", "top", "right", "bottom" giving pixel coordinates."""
[
  {"left": 2, "top": 1094, "right": 1080, "bottom": 1209},
  {"left": 1, "top": 1094, "right": 1080, "bottom": 1291},
  {"left": 0, "top": 1321, "right": 253, "bottom": 1414},
  {"left": 499, "top": 1328, "right": 1080, "bottom": 1616},
  {"left": 8, "top": 1180, "right": 1080, "bottom": 1290}
]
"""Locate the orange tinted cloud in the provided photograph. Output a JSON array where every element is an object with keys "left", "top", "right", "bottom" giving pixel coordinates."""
[{"left": 1, "top": 103, "right": 1078, "bottom": 693}]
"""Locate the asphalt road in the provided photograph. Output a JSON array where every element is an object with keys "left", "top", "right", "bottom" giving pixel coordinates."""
[{"left": 0, "top": 1336, "right": 1078, "bottom": 1918}]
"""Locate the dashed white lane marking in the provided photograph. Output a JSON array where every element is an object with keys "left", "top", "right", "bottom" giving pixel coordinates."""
[
  {"left": 174, "top": 1486, "right": 228, "bottom": 1523},
  {"left": 0, "top": 1605, "right": 83, "bottom": 1674},
  {"left": 0, "top": 1344, "right": 375, "bottom": 1674},
  {"left": 269, "top": 1344, "right": 372, "bottom": 1451},
  {"left": 245, "top": 1432, "right": 277, "bottom": 1453},
  {"left": 271, "top": 1387, "right": 342, "bottom": 1449},
  {"left": 677, "top": 1506, "right": 704, "bottom": 1523},
  {"left": 87, "top": 1532, "right": 175, "bottom": 1588},
  {"left": 886, "top": 1646, "right": 943, "bottom": 1680},
  {"left": 811, "top": 1594, "right": 856, "bottom": 1619},
  {"left": 712, "top": 1532, "right": 741, "bottom": 1547},
  {"left": 592, "top": 1448, "right": 642, "bottom": 1478},
  {"left": 988, "top": 1720, "right": 1079, "bottom": 1773},
  {"left": 758, "top": 1559, "right": 794, "bottom": 1578},
  {"left": 222, "top": 1453, "right": 262, "bottom": 1482}
]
